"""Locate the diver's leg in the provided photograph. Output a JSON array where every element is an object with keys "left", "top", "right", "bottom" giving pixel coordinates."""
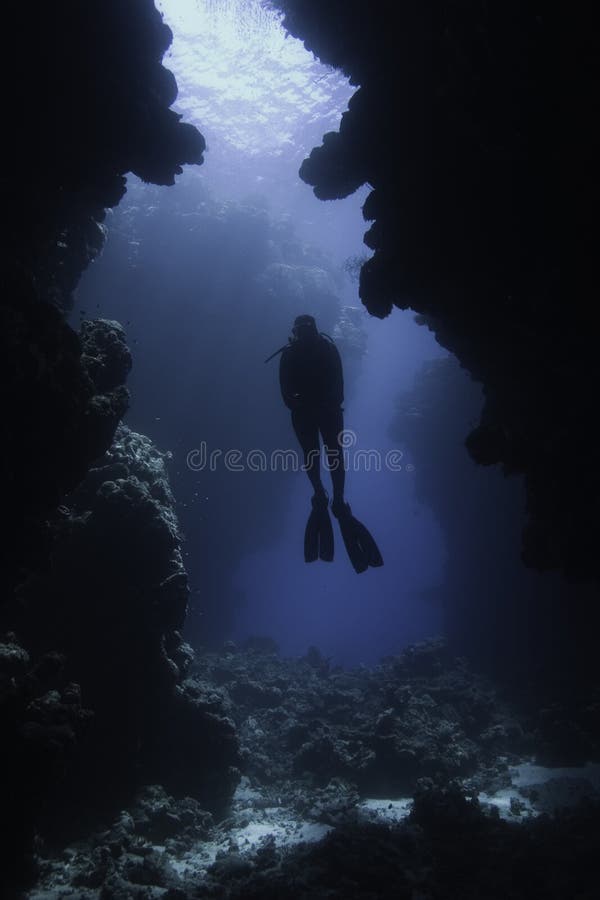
[
  {"left": 320, "top": 406, "right": 345, "bottom": 506},
  {"left": 292, "top": 407, "right": 325, "bottom": 496}
]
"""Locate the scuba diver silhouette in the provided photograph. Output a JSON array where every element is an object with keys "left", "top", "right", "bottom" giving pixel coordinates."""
[{"left": 266, "top": 314, "right": 383, "bottom": 573}]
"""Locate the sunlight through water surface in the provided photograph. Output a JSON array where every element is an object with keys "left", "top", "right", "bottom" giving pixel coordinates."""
[{"left": 157, "top": 0, "right": 355, "bottom": 157}]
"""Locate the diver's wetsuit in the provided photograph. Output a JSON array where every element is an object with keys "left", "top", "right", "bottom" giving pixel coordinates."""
[{"left": 279, "top": 334, "right": 345, "bottom": 501}]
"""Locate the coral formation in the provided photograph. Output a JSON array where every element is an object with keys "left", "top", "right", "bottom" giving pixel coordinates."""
[
  {"left": 3, "top": 424, "right": 242, "bottom": 889},
  {"left": 1, "top": 282, "right": 130, "bottom": 592},
  {"left": 15, "top": 425, "right": 241, "bottom": 831},
  {"left": 195, "top": 638, "right": 519, "bottom": 796},
  {"left": 27, "top": 641, "right": 600, "bottom": 898},
  {"left": 1, "top": 306, "right": 133, "bottom": 886}
]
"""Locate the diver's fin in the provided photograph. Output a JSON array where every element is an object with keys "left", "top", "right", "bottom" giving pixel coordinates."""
[
  {"left": 318, "top": 507, "right": 334, "bottom": 562},
  {"left": 333, "top": 503, "right": 383, "bottom": 574},
  {"left": 337, "top": 514, "right": 369, "bottom": 573},
  {"left": 351, "top": 517, "right": 383, "bottom": 568},
  {"left": 304, "top": 494, "right": 334, "bottom": 563}
]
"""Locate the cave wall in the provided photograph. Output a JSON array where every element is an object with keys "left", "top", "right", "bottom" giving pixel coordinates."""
[
  {"left": 2, "top": 0, "right": 206, "bottom": 583},
  {"left": 271, "top": 0, "right": 599, "bottom": 579},
  {"left": 270, "top": 1, "right": 600, "bottom": 643},
  {"left": 3, "top": 0, "right": 205, "bottom": 311},
  {"left": 0, "top": 1, "right": 216, "bottom": 889},
  {"left": 16, "top": 422, "right": 240, "bottom": 832}
]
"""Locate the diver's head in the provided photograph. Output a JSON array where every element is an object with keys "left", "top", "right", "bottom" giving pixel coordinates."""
[{"left": 292, "top": 314, "right": 318, "bottom": 342}]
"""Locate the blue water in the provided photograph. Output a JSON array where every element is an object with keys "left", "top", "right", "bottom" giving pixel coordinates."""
[{"left": 232, "top": 312, "right": 448, "bottom": 665}]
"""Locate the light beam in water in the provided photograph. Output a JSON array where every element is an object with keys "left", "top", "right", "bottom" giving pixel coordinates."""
[{"left": 157, "top": 0, "right": 354, "bottom": 157}]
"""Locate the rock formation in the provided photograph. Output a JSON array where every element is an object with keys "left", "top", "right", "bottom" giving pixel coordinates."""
[
  {"left": 0, "top": 1, "right": 212, "bottom": 888},
  {"left": 271, "top": 0, "right": 600, "bottom": 584}
]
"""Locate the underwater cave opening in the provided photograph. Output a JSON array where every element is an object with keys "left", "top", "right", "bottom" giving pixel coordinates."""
[
  {"left": 74, "top": 0, "right": 448, "bottom": 666},
  {"left": 8, "top": 4, "right": 600, "bottom": 895}
]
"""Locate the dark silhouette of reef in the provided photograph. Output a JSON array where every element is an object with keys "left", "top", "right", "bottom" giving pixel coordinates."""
[
  {"left": 0, "top": 1, "right": 220, "bottom": 892},
  {"left": 4, "top": 0, "right": 205, "bottom": 313},
  {"left": 271, "top": 0, "right": 600, "bottom": 588},
  {"left": 14, "top": 424, "right": 240, "bottom": 826},
  {"left": 2, "top": 0, "right": 206, "bottom": 588},
  {"left": 2, "top": 279, "right": 131, "bottom": 595},
  {"left": 2, "top": 373, "right": 241, "bottom": 890}
]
